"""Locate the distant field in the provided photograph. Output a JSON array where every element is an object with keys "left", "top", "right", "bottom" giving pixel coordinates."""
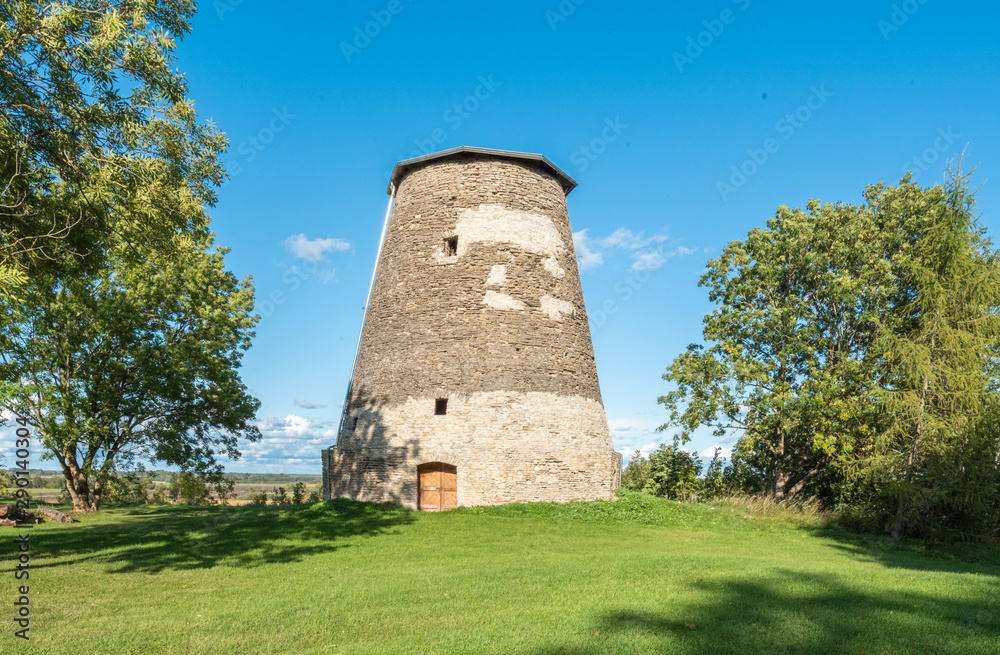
[
  {"left": 2, "top": 491, "right": 998, "bottom": 654},
  {"left": 8, "top": 475, "right": 322, "bottom": 505}
]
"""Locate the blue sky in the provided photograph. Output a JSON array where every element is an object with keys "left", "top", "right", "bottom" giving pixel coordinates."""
[{"left": 12, "top": 1, "right": 999, "bottom": 474}]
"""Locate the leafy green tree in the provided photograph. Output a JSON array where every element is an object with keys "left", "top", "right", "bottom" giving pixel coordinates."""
[
  {"left": 306, "top": 490, "right": 321, "bottom": 504},
  {"left": 659, "top": 190, "right": 893, "bottom": 501},
  {"left": 865, "top": 168, "right": 1000, "bottom": 540},
  {"left": 169, "top": 472, "right": 210, "bottom": 506},
  {"left": 642, "top": 441, "right": 703, "bottom": 501},
  {"left": 621, "top": 450, "right": 652, "bottom": 492},
  {"left": 701, "top": 448, "right": 729, "bottom": 499},
  {"left": 250, "top": 492, "right": 267, "bottom": 506},
  {"left": 0, "top": 1, "right": 225, "bottom": 287},
  {"left": 661, "top": 168, "right": 1000, "bottom": 540},
  {"left": 0, "top": 207, "right": 260, "bottom": 511}
]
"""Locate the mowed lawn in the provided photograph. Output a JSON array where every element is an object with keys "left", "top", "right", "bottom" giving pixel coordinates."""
[{"left": 3, "top": 492, "right": 998, "bottom": 654}]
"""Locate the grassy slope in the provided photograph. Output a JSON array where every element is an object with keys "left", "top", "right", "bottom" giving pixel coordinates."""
[{"left": 3, "top": 492, "right": 998, "bottom": 654}]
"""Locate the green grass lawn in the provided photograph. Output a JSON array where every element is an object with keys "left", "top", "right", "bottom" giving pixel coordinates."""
[{"left": 3, "top": 492, "right": 998, "bottom": 654}]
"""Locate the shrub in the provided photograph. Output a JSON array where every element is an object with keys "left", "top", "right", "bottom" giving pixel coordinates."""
[
  {"left": 271, "top": 486, "right": 289, "bottom": 505},
  {"left": 306, "top": 490, "right": 321, "bottom": 503},
  {"left": 291, "top": 482, "right": 306, "bottom": 505},
  {"left": 101, "top": 472, "right": 151, "bottom": 504},
  {"left": 168, "top": 472, "right": 212, "bottom": 505},
  {"left": 250, "top": 492, "right": 268, "bottom": 506}
]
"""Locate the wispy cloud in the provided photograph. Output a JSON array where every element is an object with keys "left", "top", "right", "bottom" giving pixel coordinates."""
[
  {"left": 285, "top": 234, "right": 351, "bottom": 262},
  {"left": 574, "top": 227, "right": 696, "bottom": 272},
  {"left": 573, "top": 229, "right": 604, "bottom": 271},
  {"left": 631, "top": 250, "right": 666, "bottom": 271},
  {"left": 699, "top": 445, "right": 733, "bottom": 460},
  {"left": 293, "top": 399, "right": 327, "bottom": 410}
]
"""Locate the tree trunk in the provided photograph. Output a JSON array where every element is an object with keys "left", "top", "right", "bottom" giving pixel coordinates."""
[
  {"left": 891, "top": 366, "right": 931, "bottom": 540},
  {"left": 773, "top": 421, "right": 787, "bottom": 501},
  {"left": 64, "top": 467, "right": 94, "bottom": 512},
  {"left": 38, "top": 507, "right": 74, "bottom": 523}
]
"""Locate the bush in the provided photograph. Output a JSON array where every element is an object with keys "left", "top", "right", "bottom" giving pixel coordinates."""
[
  {"left": 306, "top": 490, "right": 321, "bottom": 503},
  {"left": 271, "top": 486, "right": 289, "bottom": 505},
  {"left": 250, "top": 492, "right": 268, "bottom": 506},
  {"left": 168, "top": 472, "right": 212, "bottom": 505},
  {"left": 151, "top": 488, "right": 167, "bottom": 504},
  {"left": 291, "top": 482, "right": 306, "bottom": 505},
  {"left": 101, "top": 472, "right": 151, "bottom": 504}
]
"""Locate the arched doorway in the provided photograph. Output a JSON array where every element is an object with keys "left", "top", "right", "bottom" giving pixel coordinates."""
[{"left": 418, "top": 462, "right": 457, "bottom": 511}]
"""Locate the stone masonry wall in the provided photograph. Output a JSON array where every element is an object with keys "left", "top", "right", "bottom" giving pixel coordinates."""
[
  {"left": 329, "top": 391, "right": 618, "bottom": 509},
  {"left": 347, "top": 155, "right": 601, "bottom": 407},
  {"left": 326, "top": 152, "right": 619, "bottom": 507}
]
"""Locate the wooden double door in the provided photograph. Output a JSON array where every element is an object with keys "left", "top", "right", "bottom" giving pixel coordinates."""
[{"left": 418, "top": 463, "right": 457, "bottom": 511}]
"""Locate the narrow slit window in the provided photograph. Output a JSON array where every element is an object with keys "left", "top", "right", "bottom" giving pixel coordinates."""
[
  {"left": 445, "top": 236, "right": 458, "bottom": 257},
  {"left": 435, "top": 398, "right": 448, "bottom": 415}
]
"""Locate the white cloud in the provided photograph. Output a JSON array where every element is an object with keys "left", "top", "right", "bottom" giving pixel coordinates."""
[
  {"left": 293, "top": 399, "right": 327, "bottom": 410},
  {"left": 573, "top": 230, "right": 604, "bottom": 271},
  {"left": 573, "top": 226, "right": 684, "bottom": 272},
  {"left": 600, "top": 228, "right": 669, "bottom": 251},
  {"left": 699, "top": 445, "right": 733, "bottom": 460},
  {"left": 631, "top": 250, "right": 665, "bottom": 271},
  {"left": 285, "top": 234, "right": 350, "bottom": 262}
]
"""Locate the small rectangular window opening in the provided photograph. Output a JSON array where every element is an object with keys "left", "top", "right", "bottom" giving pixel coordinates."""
[
  {"left": 445, "top": 236, "right": 458, "bottom": 257},
  {"left": 435, "top": 398, "right": 448, "bottom": 415}
]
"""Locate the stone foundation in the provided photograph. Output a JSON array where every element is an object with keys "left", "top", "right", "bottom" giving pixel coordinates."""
[{"left": 323, "top": 391, "right": 619, "bottom": 509}]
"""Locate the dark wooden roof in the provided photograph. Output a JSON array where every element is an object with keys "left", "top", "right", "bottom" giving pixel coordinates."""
[{"left": 388, "top": 146, "right": 578, "bottom": 196}]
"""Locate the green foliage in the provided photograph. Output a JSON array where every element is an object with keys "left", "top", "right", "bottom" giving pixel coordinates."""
[
  {"left": 306, "top": 490, "right": 321, "bottom": 504},
  {"left": 0, "top": 0, "right": 226, "bottom": 283},
  {"left": 101, "top": 472, "right": 151, "bottom": 504},
  {"left": 620, "top": 449, "right": 651, "bottom": 492},
  {"left": 660, "top": 166, "right": 1000, "bottom": 541},
  {"left": 168, "top": 472, "right": 211, "bottom": 506},
  {"left": 645, "top": 441, "right": 703, "bottom": 501},
  {"left": 291, "top": 482, "right": 307, "bottom": 505},
  {"left": 250, "top": 492, "right": 268, "bottom": 506},
  {"left": 0, "top": 213, "right": 260, "bottom": 511},
  {"left": 0, "top": 454, "right": 10, "bottom": 497},
  {"left": 151, "top": 487, "right": 167, "bottom": 505},
  {"left": 622, "top": 443, "right": 702, "bottom": 501},
  {"left": 271, "top": 487, "right": 290, "bottom": 506},
  {"left": 701, "top": 448, "right": 729, "bottom": 499}
]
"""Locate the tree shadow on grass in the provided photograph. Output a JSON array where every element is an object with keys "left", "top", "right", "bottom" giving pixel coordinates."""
[
  {"left": 26, "top": 498, "right": 415, "bottom": 574},
  {"left": 811, "top": 527, "right": 1000, "bottom": 578},
  {"left": 534, "top": 569, "right": 999, "bottom": 655}
]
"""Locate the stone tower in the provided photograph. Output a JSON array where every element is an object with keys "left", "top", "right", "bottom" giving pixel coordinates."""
[{"left": 322, "top": 146, "right": 620, "bottom": 510}]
